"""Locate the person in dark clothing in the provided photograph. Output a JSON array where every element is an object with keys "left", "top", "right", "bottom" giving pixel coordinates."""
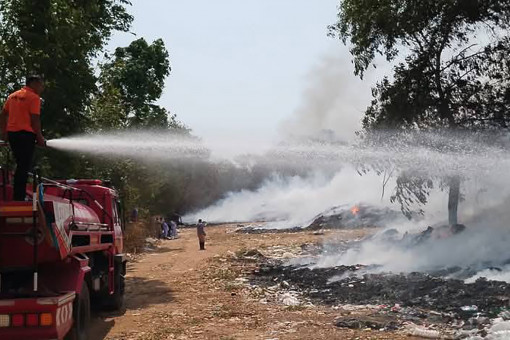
[
  {"left": 197, "top": 219, "right": 206, "bottom": 250},
  {"left": 1, "top": 75, "right": 46, "bottom": 201},
  {"left": 131, "top": 207, "right": 138, "bottom": 222},
  {"left": 161, "top": 219, "right": 170, "bottom": 239}
]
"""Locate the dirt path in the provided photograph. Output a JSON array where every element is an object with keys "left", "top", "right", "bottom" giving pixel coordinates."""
[{"left": 91, "top": 226, "right": 411, "bottom": 340}]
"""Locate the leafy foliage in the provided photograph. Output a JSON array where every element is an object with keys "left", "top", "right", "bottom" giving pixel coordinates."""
[
  {"left": 0, "top": 1, "right": 196, "bottom": 220},
  {"left": 79, "top": 37, "right": 196, "bottom": 219},
  {"left": 92, "top": 38, "right": 175, "bottom": 129},
  {"left": 390, "top": 173, "right": 434, "bottom": 219},
  {"left": 331, "top": 0, "right": 510, "bottom": 221},
  {"left": 0, "top": 0, "right": 133, "bottom": 137}
]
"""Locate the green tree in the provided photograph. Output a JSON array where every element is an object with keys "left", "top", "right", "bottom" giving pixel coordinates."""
[
  {"left": 82, "top": 38, "right": 194, "bottom": 220},
  {"left": 0, "top": 1, "right": 202, "bottom": 227},
  {"left": 0, "top": 0, "right": 133, "bottom": 137},
  {"left": 91, "top": 38, "right": 175, "bottom": 129},
  {"left": 331, "top": 0, "right": 510, "bottom": 224}
]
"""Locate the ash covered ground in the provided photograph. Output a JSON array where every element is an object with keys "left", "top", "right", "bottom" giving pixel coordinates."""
[
  {"left": 254, "top": 262, "right": 510, "bottom": 319},
  {"left": 240, "top": 221, "right": 510, "bottom": 339}
]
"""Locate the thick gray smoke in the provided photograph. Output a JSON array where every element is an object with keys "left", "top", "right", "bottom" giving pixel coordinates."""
[{"left": 279, "top": 53, "right": 378, "bottom": 141}]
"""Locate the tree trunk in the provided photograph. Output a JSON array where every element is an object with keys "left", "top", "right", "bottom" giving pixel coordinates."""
[{"left": 448, "top": 176, "right": 460, "bottom": 225}]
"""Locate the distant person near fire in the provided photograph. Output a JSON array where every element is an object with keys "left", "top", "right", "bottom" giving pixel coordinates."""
[
  {"left": 197, "top": 219, "right": 206, "bottom": 250},
  {"left": 131, "top": 207, "right": 138, "bottom": 222},
  {"left": 161, "top": 218, "right": 170, "bottom": 239},
  {"left": 0, "top": 75, "right": 46, "bottom": 201},
  {"left": 169, "top": 219, "right": 178, "bottom": 239}
]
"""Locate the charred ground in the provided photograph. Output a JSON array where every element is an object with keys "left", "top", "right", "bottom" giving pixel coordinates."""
[{"left": 253, "top": 262, "right": 510, "bottom": 319}]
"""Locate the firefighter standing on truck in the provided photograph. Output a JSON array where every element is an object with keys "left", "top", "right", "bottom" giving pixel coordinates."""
[{"left": 0, "top": 75, "right": 46, "bottom": 201}]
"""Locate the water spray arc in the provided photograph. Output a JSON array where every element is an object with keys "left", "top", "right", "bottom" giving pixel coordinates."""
[{"left": 46, "top": 129, "right": 510, "bottom": 284}]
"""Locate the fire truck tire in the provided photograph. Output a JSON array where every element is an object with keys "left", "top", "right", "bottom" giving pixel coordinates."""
[
  {"left": 103, "top": 261, "right": 125, "bottom": 311},
  {"left": 66, "top": 283, "right": 91, "bottom": 340}
]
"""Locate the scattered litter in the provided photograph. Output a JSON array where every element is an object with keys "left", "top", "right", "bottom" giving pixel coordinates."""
[
  {"left": 335, "top": 316, "right": 399, "bottom": 331},
  {"left": 405, "top": 324, "right": 441, "bottom": 339},
  {"left": 499, "top": 310, "right": 510, "bottom": 320},
  {"left": 280, "top": 292, "right": 300, "bottom": 306}
]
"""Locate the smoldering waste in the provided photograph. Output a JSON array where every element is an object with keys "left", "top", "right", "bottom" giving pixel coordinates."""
[
  {"left": 234, "top": 203, "right": 404, "bottom": 234},
  {"left": 244, "top": 226, "right": 510, "bottom": 338},
  {"left": 254, "top": 263, "right": 510, "bottom": 318}
]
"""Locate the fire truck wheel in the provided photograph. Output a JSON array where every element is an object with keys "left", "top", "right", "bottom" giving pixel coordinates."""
[
  {"left": 103, "top": 261, "right": 125, "bottom": 311},
  {"left": 66, "top": 283, "right": 91, "bottom": 340}
]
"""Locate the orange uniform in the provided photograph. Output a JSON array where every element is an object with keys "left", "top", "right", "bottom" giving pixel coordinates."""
[
  {"left": 3, "top": 86, "right": 41, "bottom": 133},
  {"left": 2, "top": 85, "right": 42, "bottom": 200}
]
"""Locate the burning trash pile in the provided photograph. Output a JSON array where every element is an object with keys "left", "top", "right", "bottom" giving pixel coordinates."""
[
  {"left": 233, "top": 225, "right": 305, "bottom": 234},
  {"left": 234, "top": 203, "right": 405, "bottom": 234},
  {"left": 307, "top": 204, "right": 406, "bottom": 230}
]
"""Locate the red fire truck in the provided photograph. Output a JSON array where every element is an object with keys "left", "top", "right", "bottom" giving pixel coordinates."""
[{"left": 0, "top": 167, "right": 126, "bottom": 339}]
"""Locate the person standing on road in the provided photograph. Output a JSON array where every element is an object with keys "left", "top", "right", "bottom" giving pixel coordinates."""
[
  {"left": 131, "top": 207, "right": 138, "bottom": 222},
  {"left": 169, "top": 219, "right": 178, "bottom": 239},
  {"left": 0, "top": 75, "right": 46, "bottom": 201},
  {"left": 197, "top": 219, "right": 206, "bottom": 250},
  {"left": 161, "top": 219, "right": 170, "bottom": 239}
]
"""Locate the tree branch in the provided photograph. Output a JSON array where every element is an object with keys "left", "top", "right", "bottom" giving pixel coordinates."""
[
  {"left": 441, "top": 44, "right": 483, "bottom": 72},
  {"left": 381, "top": 166, "right": 395, "bottom": 201}
]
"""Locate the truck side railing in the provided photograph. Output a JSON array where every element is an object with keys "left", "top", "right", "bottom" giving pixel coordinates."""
[
  {"left": 0, "top": 143, "right": 113, "bottom": 295},
  {"left": 34, "top": 175, "right": 115, "bottom": 229},
  {"left": 32, "top": 169, "right": 40, "bottom": 292}
]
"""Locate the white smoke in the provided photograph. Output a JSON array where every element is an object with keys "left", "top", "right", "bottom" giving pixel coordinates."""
[
  {"left": 314, "top": 176, "right": 510, "bottom": 283},
  {"left": 465, "top": 266, "right": 510, "bottom": 284},
  {"left": 184, "top": 167, "right": 397, "bottom": 226}
]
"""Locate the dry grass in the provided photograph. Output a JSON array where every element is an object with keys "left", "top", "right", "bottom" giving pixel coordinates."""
[
  {"left": 123, "top": 222, "right": 151, "bottom": 253},
  {"left": 209, "top": 267, "right": 239, "bottom": 281}
]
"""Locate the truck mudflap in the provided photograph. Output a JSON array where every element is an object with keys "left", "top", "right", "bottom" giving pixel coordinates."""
[{"left": 0, "top": 292, "right": 75, "bottom": 340}]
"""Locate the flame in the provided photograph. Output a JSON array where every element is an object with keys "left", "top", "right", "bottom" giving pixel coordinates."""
[{"left": 351, "top": 206, "right": 360, "bottom": 216}]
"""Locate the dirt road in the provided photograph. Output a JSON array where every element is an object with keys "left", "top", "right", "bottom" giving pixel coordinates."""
[{"left": 91, "top": 226, "right": 410, "bottom": 340}]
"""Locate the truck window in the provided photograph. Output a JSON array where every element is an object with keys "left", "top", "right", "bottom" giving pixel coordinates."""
[
  {"left": 111, "top": 198, "right": 120, "bottom": 225},
  {"left": 116, "top": 200, "right": 124, "bottom": 229}
]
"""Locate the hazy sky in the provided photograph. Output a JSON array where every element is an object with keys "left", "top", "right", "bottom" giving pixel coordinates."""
[{"left": 110, "top": 0, "right": 365, "bottom": 141}]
